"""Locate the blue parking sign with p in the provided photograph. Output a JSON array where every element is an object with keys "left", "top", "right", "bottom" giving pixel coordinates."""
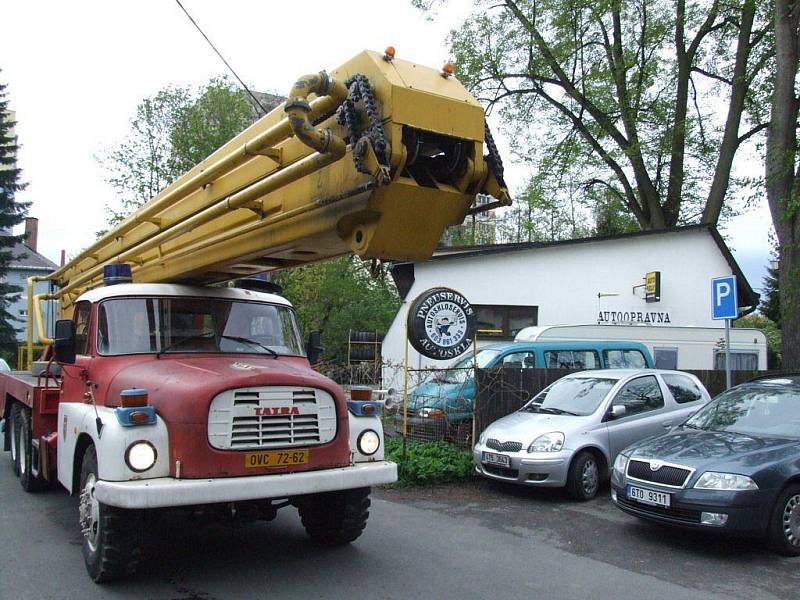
[{"left": 712, "top": 276, "right": 738, "bottom": 320}]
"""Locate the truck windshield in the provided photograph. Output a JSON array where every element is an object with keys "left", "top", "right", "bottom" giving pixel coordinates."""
[{"left": 97, "top": 297, "right": 304, "bottom": 356}]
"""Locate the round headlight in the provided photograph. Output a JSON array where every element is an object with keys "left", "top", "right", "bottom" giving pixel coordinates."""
[
  {"left": 125, "top": 441, "right": 157, "bottom": 473},
  {"left": 357, "top": 430, "right": 381, "bottom": 456}
]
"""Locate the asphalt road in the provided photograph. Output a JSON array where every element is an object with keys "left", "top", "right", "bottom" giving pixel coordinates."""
[{"left": 0, "top": 461, "right": 796, "bottom": 600}]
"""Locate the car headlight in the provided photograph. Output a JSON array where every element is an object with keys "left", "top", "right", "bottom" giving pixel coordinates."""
[
  {"left": 527, "top": 432, "right": 564, "bottom": 453},
  {"left": 478, "top": 430, "right": 489, "bottom": 446},
  {"left": 694, "top": 472, "right": 758, "bottom": 491},
  {"left": 125, "top": 441, "right": 157, "bottom": 473},
  {"left": 357, "top": 430, "right": 381, "bottom": 456},
  {"left": 613, "top": 453, "right": 629, "bottom": 478}
]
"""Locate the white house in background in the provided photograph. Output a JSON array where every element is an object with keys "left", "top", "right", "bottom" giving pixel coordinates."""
[{"left": 382, "top": 225, "right": 763, "bottom": 388}]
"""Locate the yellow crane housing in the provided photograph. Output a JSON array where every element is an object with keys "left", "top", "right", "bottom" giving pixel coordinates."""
[{"left": 27, "top": 49, "right": 510, "bottom": 361}]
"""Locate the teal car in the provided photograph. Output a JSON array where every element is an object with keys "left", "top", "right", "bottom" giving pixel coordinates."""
[{"left": 403, "top": 340, "right": 655, "bottom": 424}]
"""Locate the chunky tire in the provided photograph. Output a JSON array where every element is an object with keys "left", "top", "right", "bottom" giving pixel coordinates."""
[
  {"left": 79, "top": 446, "right": 143, "bottom": 582},
  {"left": 767, "top": 484, "right": 800, "bottom": 556},
  {"left": 566, "top": 451, "right": 601, "bottom": 501},
  {"left": 8, "top": 403, "right": 21, "bottom": 476},
  {"left": 298, "top": 487, "right": 371, "bottom": 546},
  {"left": 18, "top": 408, "right": 47, "bottom": 492}
]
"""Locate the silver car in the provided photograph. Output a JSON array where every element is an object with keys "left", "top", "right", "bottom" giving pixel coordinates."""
[{"left": 473, "top": 369, "right": 711, "bottom": 500}]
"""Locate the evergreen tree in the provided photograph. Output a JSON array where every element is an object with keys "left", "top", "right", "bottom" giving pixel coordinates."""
[
  {"left": 0, "top": 72, "right": 30, "bottom": 362},
  {"left": 761, "top": 262, "right": 780, "bottom": 327}
]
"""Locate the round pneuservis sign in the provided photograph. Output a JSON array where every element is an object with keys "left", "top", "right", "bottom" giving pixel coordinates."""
[{"left": 407, "top": 287, "right": 476, "bottom": 360}]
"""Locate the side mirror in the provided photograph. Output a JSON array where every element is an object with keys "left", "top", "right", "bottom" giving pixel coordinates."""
[
  {"left": 53, "top": 319, "right": 77, "bottom": 365},
  {"left": 306, "top": 331, "right": 324, "bottom": 365},
  {"left": 610, "top": 405, "right": 627, "bottom": 420}
]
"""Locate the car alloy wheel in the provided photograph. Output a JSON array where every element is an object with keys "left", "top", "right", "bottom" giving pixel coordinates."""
[
  {"left": 781, "top": 493, "right": 800, "bottom": 548},
  {"left": 582, "top": 458, "right": 599, "bottom": 496}
]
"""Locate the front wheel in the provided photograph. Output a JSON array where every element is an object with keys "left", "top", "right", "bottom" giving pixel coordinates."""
[
  {"left": 566, "top": 451, "right": 600, "bottom": 501},
  {"left": 767, "top": 484, "right": 800, "bottom": 556},
  {"left": 79, "top": 446, "right": 143, "bottom": 582},
  {"left": 297, "top": 487, "right": 371, "bottom": 546}
]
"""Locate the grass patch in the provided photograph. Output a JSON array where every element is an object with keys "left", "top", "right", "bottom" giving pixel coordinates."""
[{"left": 385, "top": 437, "right": 474, "bottom": 486}]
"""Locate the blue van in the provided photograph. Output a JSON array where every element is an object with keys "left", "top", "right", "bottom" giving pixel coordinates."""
[{"left": 404, "top": 340, "right": 654, "bottom": 423}]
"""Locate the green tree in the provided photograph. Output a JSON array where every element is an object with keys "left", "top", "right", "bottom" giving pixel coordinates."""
[
  {"left": 764, "top": 0, "right": 799, "bottom": 369},
  {"left": 760, "top": 254, "right": 780, "bottom": 326},
  {"left": 419, "top": 0, "right": 773, "bottom": 229},
  {"left": 0, "top": 73, "right": 30, "bottom": 363},
  {"left": 274, "top": 257, "right": 401, "bottom": 362},
  {"left": 99, "top": 77, "right": 256, "bottom": 228},
  {"left": 735, "top": 313, "right": 781, "bottom": 368}
]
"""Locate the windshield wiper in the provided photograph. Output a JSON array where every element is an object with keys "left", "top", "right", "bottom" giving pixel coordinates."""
[
  {"left": 537, "top": 407, "right": 579, "bottom": 416},
  {"left": 220, "top": 335, "right": 278, "bottom": 357},
  {"left": 156, "top": 332, "right": 216, "bottom": 358}
]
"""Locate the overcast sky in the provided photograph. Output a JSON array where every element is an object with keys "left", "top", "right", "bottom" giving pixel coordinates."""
[{"left": 2, "top": 0, "right": 773, "bottom": 293}]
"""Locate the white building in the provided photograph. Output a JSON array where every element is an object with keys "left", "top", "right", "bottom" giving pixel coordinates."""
[{"left": 383, "top": 225, "right": 762, "bottom": 385}]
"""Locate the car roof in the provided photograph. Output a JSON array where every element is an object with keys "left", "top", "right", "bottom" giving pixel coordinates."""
[
  {"left": 567, "top": 368, "right": 692, "bottom": 380},
  {"left": 742, "top": 373, "right": 800, "bottom": 389},
  {"left": 479, "top": 340, "right": 650, "bottom": 352}
]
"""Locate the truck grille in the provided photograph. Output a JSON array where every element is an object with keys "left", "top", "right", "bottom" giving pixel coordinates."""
[
  {"left": 627, "top": 459, "right": 692, "bottom": 488},
  {"left": 208, "top": 386, "right": 336, "bottom": 450}
]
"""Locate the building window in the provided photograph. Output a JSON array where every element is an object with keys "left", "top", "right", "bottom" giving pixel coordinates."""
[
  {"left": 654, "top": 347, "right": 678, "bottom": 369},
  {"left": 474, "top": 305, "right": 538, "bottom": 340}
]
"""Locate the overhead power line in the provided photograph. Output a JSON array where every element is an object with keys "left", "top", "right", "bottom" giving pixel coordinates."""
[{"left": 174, "top": 0, "right": 268, "bottom": 116}]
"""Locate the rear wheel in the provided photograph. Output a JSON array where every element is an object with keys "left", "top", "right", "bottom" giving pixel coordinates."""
[
  {"left": 567, "top": 451, "right": 600, "bottom": 501},
  {"left": 8, "top": 403, "right": 20, "bottom": 475},
  {"left": 18, "top": 408, "right": 47, "bottom": 492},
  {"left": 767, "top": 484, "right": 800, "bottom": 556},
  {"left": 298, "top": 487, "right": 371, "bottom": 545},
  {"left": 79, "top": 446, "right": 143, "bottom": 582}
]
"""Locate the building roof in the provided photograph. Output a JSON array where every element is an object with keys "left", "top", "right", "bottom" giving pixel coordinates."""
[
  {"left": 7, "top": 239, "right": 58, "bottom": 271},
  {"left": 391, "top": 224, "right": 759, "bottom": 310}
]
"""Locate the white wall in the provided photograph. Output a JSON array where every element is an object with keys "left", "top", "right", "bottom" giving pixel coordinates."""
[{"left": 382, "top": 229, "right": 745, "bottom": 388}]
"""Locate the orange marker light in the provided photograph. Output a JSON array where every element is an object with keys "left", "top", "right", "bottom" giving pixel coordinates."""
[
  {"left": 441, "top": 63, "right": 455, "bottom": 77},
  {"left": 129, "top": 411, "right": 151, "bottom": 424}
]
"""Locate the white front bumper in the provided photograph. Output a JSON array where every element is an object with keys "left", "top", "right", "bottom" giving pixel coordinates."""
[{"left": 94, "top": 461, "right": 398, "bottom": 509}]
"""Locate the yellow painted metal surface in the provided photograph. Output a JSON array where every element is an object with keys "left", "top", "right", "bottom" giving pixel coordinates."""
[{"left": 43, "top": 50, "right": 509, "bottom": 317}]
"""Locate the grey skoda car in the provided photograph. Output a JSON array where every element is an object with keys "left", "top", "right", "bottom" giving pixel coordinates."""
[{"left": 473, "top": 370, "right": 710, "bottom": 500}]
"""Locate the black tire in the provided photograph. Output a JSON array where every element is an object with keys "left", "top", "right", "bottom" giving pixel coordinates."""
[
  {"left": 8, "top": 403, "right": 20, "bottom": 476},
  {"left": 18, "top": 408, "right": 47, "bottom": 492},
  {"left": 566, "top": 451, "right": 601, "bottom": 501},
  {"left": 298, "top": 487, "right": 371, "bottom": 546},
  {"left": 767, "top": 483, "right": 800, "bottom": 556},
  {"left": 79, "top": 446, "right": 143, "bottom": 582}
]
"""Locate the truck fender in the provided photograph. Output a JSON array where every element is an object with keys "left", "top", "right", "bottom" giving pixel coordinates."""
[
  {"left": 57, "top": 403, "right": 170, "bottom": 494},
  {"left": 348, "top": 413, "right": 385, "bottom": 462}
]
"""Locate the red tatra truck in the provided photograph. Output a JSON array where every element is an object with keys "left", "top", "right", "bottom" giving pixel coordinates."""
[{"left": 0, "top": 49, "right": 509, "bottom": 582}]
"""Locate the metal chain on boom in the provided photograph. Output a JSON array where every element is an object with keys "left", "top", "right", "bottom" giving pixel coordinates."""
[
  {"left": 336, "top": 74, "right": 389, "bottom": 175},
  {"left": 484, "top": 122, "right": 507, "bottom": 188}
]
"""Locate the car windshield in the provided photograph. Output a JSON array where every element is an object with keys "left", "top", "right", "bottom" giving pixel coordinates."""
[
  {"left": 97, "top": 297, "right": 304, "bottom": 356},
  {"left": 433, "top": 349, "right": 500, "bottom": 383},
  {"left": 684, "top": 385, "right": 800, "bottom": 438},
  {"left": 521, "top": 377, "right": 617, "bottom": 416}
]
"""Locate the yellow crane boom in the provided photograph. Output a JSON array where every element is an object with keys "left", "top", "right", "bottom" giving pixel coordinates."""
[{"left": 28, "top": 49, "right": 510, "bottom": 356}]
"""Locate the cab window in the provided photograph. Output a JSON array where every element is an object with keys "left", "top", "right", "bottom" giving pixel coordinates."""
[
  {"left": 500, "top": 352, "right": 536, "bottom": 369},
  {"left": 73, "top": 302, "right": 92, "bottom": 355},
  {"left": 612, "top": 375, "right": 665, "bottom": 416}
]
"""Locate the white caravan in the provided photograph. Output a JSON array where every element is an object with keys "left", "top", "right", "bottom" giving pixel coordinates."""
[{"left": 514, "top": 324, "right": 768, "bottom": 370}]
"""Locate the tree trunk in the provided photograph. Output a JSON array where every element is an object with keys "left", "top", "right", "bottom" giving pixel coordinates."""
[{"left": 765, "top": 0, "right": 800, "bottom": 369}]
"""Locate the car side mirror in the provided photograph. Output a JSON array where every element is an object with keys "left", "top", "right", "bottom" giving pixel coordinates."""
[
  {"left": 53, "top": 319, "right": 77, "bottom": 365},
  {"left": 306, "top": 331, "right": 323, "bottom": 365},
  {"left": 610, "top": 405, "right": 627, "bottom": 420}
]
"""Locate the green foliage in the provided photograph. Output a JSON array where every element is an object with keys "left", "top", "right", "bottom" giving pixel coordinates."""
[
  {"left": 273, "top": 257, "right": 400, "bottom": 362},
  {"left": 99, "top": 77, "right": 255, "bottom": 228},
  {"left": 385, "top": 437, "right": 474, "bottom": 486},
  {"left": 735, "top": 313, "right": 782, "bottom": 368},
  {"left": 0, "top": 71, "right": 30, "bottom": 359},
  {"left": 761, "top": 260, "right": 780, "bottom": 327}
]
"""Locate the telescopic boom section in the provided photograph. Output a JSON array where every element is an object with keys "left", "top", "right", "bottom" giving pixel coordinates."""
[{"left": 49, "top": 50, "right": 510, "bottom": 312}]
